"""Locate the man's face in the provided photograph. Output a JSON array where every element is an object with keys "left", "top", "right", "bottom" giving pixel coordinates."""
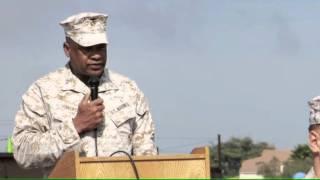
[
  {"left": 309, "top": 126, "right": 320, "bottom": 154},
  {"left": 64, "top": 38, "right": 107, "bottom": 81}
]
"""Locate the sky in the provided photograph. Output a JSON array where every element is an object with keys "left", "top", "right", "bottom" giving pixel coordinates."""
[{"left": 1, "top": 0, "right": 320, "bottom": 153}]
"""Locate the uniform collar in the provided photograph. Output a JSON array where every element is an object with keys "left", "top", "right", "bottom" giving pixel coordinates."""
[{"left": 62, "top": 64, "right": 118, "bottom": 94}]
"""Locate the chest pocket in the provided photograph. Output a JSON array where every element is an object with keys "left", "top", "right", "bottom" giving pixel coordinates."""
[{"left": 110, "top": 103, "right": 137, "bottom": 138}]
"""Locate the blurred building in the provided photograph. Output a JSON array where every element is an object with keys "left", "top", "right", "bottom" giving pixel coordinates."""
[{"left": 239, "top": 149, "right": 292, "bottom": 179}]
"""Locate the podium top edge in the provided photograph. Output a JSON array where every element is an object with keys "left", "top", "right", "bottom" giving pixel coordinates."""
[{"left": 78, "top": 154, "right": 206, "bottom": 163}]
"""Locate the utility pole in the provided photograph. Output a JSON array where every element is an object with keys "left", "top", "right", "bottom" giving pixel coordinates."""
[{"left": 218, "top": 134, "right": 222, "bottom": 177}]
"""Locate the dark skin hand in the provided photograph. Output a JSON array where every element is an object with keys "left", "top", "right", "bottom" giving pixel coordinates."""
[{"left": 73, "top": 94, "right": 105, "bottom": 134}]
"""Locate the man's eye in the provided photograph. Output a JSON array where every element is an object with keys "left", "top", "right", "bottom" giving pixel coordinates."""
[{"left": 81, "top": 47, "right": 91, "bottom": 52}]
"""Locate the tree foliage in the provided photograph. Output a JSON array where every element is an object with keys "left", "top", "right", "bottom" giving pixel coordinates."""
[
  {"left": 257, "top": 157, "right": 282, "bottom": 178},
  {"left": 291, "top": 144, "right": 312, "bottom": 160},
  {"left": 282, "top": 144, "right": 312, "bottom": 178},
  {"left": 210, "top": 136, "right": 274, "bottom": 177}
]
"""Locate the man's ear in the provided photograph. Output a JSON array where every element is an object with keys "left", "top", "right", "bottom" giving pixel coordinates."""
[
  {"left": 309, "top": 130, "right": 320, "bottom": 153},
  {"left": 63, "top": 42, "right": 70, "bottom": 58}
]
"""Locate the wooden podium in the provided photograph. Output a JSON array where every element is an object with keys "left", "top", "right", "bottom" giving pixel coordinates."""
[{"left": 49, "top": 146, "right": 211, "bottom": 178}]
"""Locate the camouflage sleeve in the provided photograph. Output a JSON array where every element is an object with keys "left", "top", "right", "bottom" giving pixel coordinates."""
[
  {"left": 132, "top": 88, "right": 158, "bottom": 156},
  {"left": 308, "top": 96, "right": 320, "bottom": 125},
  {"left": 12, "top": 83, "right": 80, "bottom": 169}
]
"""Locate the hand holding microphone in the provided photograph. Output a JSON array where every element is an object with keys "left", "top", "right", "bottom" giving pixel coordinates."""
[{"left": 73, "top": 77, "right": 104, "bottom": 134}]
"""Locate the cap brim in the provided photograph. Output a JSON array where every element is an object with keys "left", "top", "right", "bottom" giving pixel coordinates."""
[{"left": 70, "top": 33, "right": 108, "bottom": 47}]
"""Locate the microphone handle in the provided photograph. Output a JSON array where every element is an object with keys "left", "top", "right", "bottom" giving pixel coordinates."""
[
  {"left": 90, "top": 87, "right": 98, "bottom": 100},
  {"left": 89, "top": 86, "right": 99, "bottom": 156},
  {"left": 88, "top": 77, "right": 100, "bottom": 157}
]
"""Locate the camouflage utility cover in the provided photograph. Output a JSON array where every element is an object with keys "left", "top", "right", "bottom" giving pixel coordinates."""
[
  {"left": 60, "top": 12, "right": 108, "bottom": 47},
  {"left": 12, "top": 65, "right": 157, "bottom": 174},
  {"left": 309, "top": 96, "right": 320, "bottom": 125}
]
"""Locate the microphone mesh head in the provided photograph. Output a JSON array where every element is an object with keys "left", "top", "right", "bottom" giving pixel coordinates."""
[{"left": 88, "top": 76, "right": 100, "bottom": 87}]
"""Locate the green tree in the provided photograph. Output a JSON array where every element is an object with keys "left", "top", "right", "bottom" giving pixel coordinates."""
[
  {"left": 257, "top": 157, "right": 282, "bottom": 178},
  {"left": 282, "top": 144, "right": 312, "bottom": 178},
  {"left": 210, "top": 136, "right": 274, "bottom": 177},
  {"left": 291, "top": 144, "right": 312, "bottom": 160}
]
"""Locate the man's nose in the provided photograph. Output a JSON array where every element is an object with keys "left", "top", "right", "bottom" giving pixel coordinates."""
[
  {"left": 89, "top": 49, "right": 103, "bottom": 60},
  {"left": 90, "top": 52, "right": 102, "bottom": 60}
]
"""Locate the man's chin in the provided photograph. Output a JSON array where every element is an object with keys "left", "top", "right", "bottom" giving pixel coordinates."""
[{"left": 88, "top": 70, "right": 104, "bottom": 78}]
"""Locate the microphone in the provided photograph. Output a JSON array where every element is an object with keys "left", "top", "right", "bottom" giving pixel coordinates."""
[
  {"left": 87, "top": 76, "right": 100, "bottom": 157},
  {"left": 88, "top": 76, "right": 100, "bottom": 100}
]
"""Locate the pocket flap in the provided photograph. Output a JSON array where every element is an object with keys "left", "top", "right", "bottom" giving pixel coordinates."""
[{"left": 110, "top": 103, "right": 136, "bottom": 127}]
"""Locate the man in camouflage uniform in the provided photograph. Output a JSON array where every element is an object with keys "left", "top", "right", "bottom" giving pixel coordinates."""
[
  {"left": 12, "top": 12, "right": 157, "bottom": 175},
  {"left": 306, "top": 96, "right": 320, "bottom": 178}
]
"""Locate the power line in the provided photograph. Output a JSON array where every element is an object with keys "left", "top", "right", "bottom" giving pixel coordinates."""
[{"left": 157, "top": 136, "right": 214, "bottom": 140}]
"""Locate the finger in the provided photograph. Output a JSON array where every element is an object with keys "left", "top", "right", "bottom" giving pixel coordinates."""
[
  {"left": 96, "top": 104, "right": 105, "bottom": 112},
  {"left": 95, "top": 112, "right": 103, "bottom": 119},
  {"left": 92, "top": 98, "right": 104, "bottom": 105},
  {"left": 92, "top": 104, "right": 104, "bottom": 112},
  {"left": 82, "top": 94, "right": 90, "bottom": 104}
]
